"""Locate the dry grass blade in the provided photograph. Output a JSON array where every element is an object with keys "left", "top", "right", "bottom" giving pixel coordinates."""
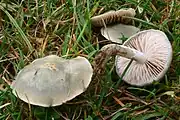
[
  {"left": 0, "top": 84, "right": 6, "bottom": 91},
  {"left": 130, "top": 108, "right": 150, "bottom": 116},
  {"left": 2, "top": 76, "right": 12, "bottom": 86},
  {"left": 118, "top": 89, "right": 149, "bottom": 105},
  {"left": 0, "top": 103, "right": 11, "bottom": 109},
  {"left": 112, "top": 96, "right": 125, "bottom": 107}
]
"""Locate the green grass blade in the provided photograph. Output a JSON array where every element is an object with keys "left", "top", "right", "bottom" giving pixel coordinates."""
[{"left": 0, "top": 5, "right": 33, "bottom": 53}]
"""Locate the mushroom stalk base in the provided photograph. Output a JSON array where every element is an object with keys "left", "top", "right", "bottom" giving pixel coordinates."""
[{"left": 100, "top": 44, "right": 147, "bottom": 64}]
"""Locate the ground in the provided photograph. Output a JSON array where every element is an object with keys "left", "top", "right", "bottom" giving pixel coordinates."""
[{"left": 0, "top": 0, "right": 179, "bottom": 120}]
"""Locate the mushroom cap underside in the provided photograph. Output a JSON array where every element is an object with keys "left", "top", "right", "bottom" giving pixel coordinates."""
[
  {"left": 115, "top": 29, "right": 172, "bottom": 86},
  {"left": 91, "top": 8, "right": 135, "bottom": 27},
  {"left": 11, "top": 55, "right": 93, "bottom": 107}
]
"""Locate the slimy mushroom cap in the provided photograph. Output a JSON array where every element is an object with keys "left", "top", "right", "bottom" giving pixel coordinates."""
[{"left": 11, "top": 55, "right": 93, "bottom": 107}]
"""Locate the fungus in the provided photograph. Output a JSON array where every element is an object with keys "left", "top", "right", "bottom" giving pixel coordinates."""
[
  {"left": 95, "top": 29, "right": 172, "bottom": 86},
  {"left": 91, "top": 8, "right": 135, "bottom": 27},
  {"left": 11, "top": 55, "right": 93, "bottom": 107},
  {"left": 101, "top": 23, "right": 140, "bottom": 43}
]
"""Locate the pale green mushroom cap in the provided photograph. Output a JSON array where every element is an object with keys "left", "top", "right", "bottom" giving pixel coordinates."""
[
  {"left": 11, "top": 55, "right": 93, "bottom": 107},
  {"left": 101, "top": 23, "right": 140, "bottom": 44}
]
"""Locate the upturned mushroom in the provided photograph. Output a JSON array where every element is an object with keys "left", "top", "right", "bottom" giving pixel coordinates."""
[
  {"left": 91, "top": 8, "right": 135, "bottom": 27},
  {"left": 94, "top": 29, "right": 172, "bottom": 86},
  {"left": 91, "top": 8, "right": 139, "bottom": 44},
  {"left": 11, "top": 55, "right": 93, "bottom": 107}
]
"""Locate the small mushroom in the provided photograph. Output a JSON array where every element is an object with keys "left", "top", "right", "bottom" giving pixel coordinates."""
[
  {"left": 95, "top": 29, "right": 172, "bottom": 86},
  {"left": 91, "top": 8, "right": 135, "bottom": 27},
  {"left": 101, "top": 23, "right": 140, "bottom": 44},
  {"left": 11, "top": 55, "right": 93, "bottom": 107}
]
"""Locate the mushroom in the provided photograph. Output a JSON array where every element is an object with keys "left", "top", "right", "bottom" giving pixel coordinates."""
[
  {"left": 91, "top": 8, "right": 139, "bottom": 44},
  {"left": 91, "top": 8, "right": 135, "bottom": 27},
  {"left": 94, "top": 29, "right": 172, "bottom": 86},
  {"left": 11, "top": 55, "right": 93, "bottom": 107},
  {"left": 100, "top": 23, "right": 140, "bottom": 44}
]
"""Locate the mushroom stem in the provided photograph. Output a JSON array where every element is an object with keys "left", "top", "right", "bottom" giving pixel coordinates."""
[
  {"left": 100, "top": 44, "right": 147, "bottom": 64},
  {"left": 93, "top": 44, "right": 147, "bottom": 75}
]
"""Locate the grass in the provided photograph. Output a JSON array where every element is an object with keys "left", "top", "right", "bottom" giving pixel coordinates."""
[{"left": 0, "top": 0, "right": 179, "bottom": 119}]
